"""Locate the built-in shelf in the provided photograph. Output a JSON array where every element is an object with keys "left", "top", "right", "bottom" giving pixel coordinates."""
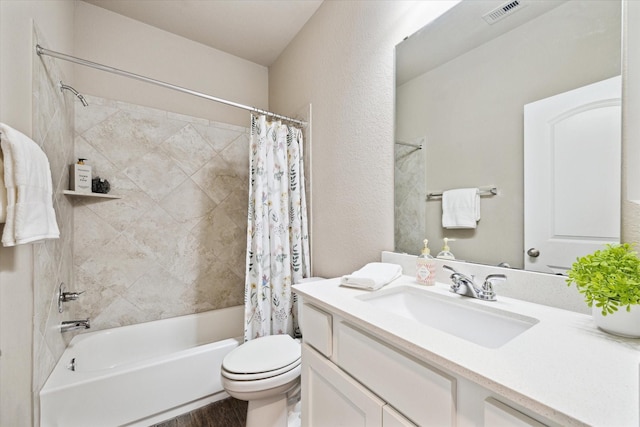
[{"left": 63, "top": 190, "right": 121, "bottom": 199}]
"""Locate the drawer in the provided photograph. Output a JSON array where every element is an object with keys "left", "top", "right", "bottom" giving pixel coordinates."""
[
  {"left": 301, "top": 303, "right": 333, "bottom": 357},
  {"left": 336, "top": 321, "right": 456, "bottom": 427}
]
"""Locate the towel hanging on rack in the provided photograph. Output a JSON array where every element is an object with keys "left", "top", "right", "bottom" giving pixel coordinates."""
[
  {"left": 0, "top": 123, "right": 60, "bottom": 246},
  {"left": 442, "top": 188, "right": 481, "bottom": 229}
]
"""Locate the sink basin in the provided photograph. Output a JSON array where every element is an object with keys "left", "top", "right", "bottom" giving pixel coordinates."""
[{"left": 358, "top": 286, "right": 538, "bottom": 348}]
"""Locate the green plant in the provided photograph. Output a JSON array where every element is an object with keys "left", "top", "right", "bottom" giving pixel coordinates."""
[{"left": 566, "top": 243, "right": 640, "bottom": 315}]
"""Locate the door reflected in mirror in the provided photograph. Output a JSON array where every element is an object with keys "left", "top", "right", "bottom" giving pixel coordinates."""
[{"left": 394, "top": 0, "right": 621, "bottom": 274}]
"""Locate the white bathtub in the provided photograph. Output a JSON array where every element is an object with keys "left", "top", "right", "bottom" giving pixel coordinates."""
[{"left": 40, "top": 306, "right": 244, "bottom": 427}]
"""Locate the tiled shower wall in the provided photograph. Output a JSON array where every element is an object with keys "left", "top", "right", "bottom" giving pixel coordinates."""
[
  {"left": 73, "top": 96, "right": 249, "bottom": 330},
  {"left": 394, "top": 141, "right": 426, "bottom": 255},
  {"left": 32, "top": 27, "right": 76, "bottom": 424}
]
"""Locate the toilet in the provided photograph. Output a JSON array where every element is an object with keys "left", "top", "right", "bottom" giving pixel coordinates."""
[{"left": 221, "top": 277, "right": 322, "bottom": 427}]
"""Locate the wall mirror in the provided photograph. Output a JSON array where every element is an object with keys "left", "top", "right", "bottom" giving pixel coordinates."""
[{"left": 394, "top": 0, "right": 622, "bottom": 274}]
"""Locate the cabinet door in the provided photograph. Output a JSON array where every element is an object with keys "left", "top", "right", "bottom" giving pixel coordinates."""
[
  {"left": 383, "top": 405, "right": 418, "bottom": 427},
  {"left": 484, "top": 398, "right": 547, "bottom": 427},
  {"left": 302, "top": 343, "right": 384, "bottom": 427},
  {"left": 336, "top": 321, "right": 456, "bottom": 426}
]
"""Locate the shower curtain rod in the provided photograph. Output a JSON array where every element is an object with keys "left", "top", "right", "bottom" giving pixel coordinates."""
[{"left": 35, "top": 45, "right": 306, "bottom": 127}]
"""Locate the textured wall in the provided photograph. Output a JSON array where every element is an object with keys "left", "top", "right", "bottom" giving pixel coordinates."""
[
  {"left": 73, "top": 96, "right": 248, "bottom": 330},
  {"left": 269, "top": 1, "right": 451, "bottom": 277},
  {"left": 74, "top": 1, "right": 268, "bottom": 128}
]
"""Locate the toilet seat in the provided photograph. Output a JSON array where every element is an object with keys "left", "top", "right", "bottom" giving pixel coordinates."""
[
  {"left": 222, "top": 363, "right": 301, "bottom": 394},
  {"left": 222, "top": 334, "right": 301, "bottom": 377},
  {"left": 222, "top": 358, "right": 301, "bottom": 381}
]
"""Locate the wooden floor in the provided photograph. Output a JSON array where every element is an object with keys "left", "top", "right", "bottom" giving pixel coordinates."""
[{"left": 152, "top": 397, "right": 248, "bottom": 427}]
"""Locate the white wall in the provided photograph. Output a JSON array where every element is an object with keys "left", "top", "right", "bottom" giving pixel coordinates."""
[
  {"left": 269, "top": 1, "right": 455, "bottom": 277},
  {"left": 74, "top": 1, "right": 269, "bottom": 128},
  {"left": 0, "top": 2, "right": 75, "bottom": 425}
]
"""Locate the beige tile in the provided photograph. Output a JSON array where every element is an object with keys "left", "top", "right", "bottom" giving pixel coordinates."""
[
  {"left": 161, "top": 124, "right": 216, "bottom": 176},
  {"left": 191, "top": 154, "right": 245, "bottom": 204},
  {"left": 123, "top": 149, "right": 189, "bottom": 201},
  {"left": 127, "top": 205, "right": 188, "bottom": 262},
  {"left": 159, "top": 178, "right": 218, "bottom": 230},
  {"left": 192, "top": 122, "right": 247, "bottom": 153}
]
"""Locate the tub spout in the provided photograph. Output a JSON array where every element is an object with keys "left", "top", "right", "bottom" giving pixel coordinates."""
[{"left": 61, "top": 318, "right": 90, "bottom": 333}]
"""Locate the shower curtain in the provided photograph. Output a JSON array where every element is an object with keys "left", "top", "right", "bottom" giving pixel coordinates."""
[{"left": 244, "top": 114, "right": 310, "bottom": 341}]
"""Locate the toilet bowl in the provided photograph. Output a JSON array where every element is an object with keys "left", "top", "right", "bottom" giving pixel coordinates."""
[
  {"left": 221, "top": 334, "right": 301, "bottom": 427},
  {"left": 221, "top": 277, "right": 323, "bottom": 427}
]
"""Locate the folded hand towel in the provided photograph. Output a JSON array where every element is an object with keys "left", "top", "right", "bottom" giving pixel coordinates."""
[
  {"left": 0, "top": 123, "right": 60, "bottom": 246},
  {"left": 340, "top": 262, "right": 402, "bottom": 291},
  {"left": 0, "top": 150, "right": 6, "bottom": 223},
  {"left": 442, "top": 188, "right": 480, "bottom": 229}
]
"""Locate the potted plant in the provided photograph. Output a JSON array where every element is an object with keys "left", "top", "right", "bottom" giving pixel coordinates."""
[{"left": 566, "top": 243, "right": 640, "bottom": 338}]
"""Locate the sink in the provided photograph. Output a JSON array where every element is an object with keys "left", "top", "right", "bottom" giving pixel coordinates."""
[{"left": 358, "top": 286, "right": 538, "bottom": 348}]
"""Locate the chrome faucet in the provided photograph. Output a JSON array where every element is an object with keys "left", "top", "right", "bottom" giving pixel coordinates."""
[
  {"left": 443, "top": 265, "right": 506, "bottom": 301},
  {"left": 60, "top": 318, "right": 90, "bottom": 333}
]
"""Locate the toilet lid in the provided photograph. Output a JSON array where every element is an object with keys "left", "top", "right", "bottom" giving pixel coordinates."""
[{"left": 222, "top": 334, "right": 301, "bottom": 375}]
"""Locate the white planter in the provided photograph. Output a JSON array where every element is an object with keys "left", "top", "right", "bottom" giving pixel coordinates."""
[{"left": 592, "top": 305, "right": 640, "bottom": 338}]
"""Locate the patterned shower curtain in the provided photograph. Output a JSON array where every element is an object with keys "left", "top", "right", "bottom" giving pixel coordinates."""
[{"left": 244, "top": 114, "right": 310, "bottom": 341}]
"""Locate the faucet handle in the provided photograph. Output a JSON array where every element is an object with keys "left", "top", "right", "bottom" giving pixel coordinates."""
[
  {"left": 481, "top": 274, "right": 506, "bottom": 300},
  {"left": 443, "top": 265, "right": 457, "bottom": 275},
  {"left": 484, "top": 274, "right": 507, "bottom": 286},
  {"left": 61, "top": 290, "right": 85, "bottom": 302}
]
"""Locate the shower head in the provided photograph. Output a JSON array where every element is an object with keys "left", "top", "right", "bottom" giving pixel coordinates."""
[{"left": 59, "top": 81, "right": 88, "bottom": 107}]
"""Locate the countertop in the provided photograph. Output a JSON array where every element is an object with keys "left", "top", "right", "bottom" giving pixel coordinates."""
[{"left": 293, "top": 276, "right": 640, "bottom": 427}]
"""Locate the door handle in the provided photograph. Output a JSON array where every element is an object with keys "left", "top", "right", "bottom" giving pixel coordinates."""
[{"left": 527, "top": 248, "right": 540, "bottom": 257}]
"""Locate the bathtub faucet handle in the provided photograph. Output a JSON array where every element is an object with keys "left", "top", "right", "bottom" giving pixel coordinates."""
[
  {"left": 58, "top": 282, "right": 85, "bottom": 313},
  {"left": 61, "top": 290, "right": 85, "bottom": 302}
]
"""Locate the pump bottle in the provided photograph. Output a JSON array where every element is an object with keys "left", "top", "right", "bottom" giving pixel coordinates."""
[
  {"left": 436, "top": 237, "right": 456, "bottom": 260},
  {"left": 416, "top": 239, "right": 436, "bottom": 285}
]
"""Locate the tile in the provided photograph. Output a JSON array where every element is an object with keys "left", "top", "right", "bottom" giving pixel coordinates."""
[
  {"left": 161, "top": 124, "right": 217, "bottom": 176},
  {"left": 77, "top": 234, "right": 155, "bottom": 291},
  {"left": 159, "top": 178, "right": 218, "bottom": 230},
  {"left": 191, "top": 154, "right": 245, "bottom": 205},
  {"left": 192, "top": 123, "right": 247, "bottom": 153},
  {"left": 82, "top": 171, "right": 157, "bottom": 233},
  {"left": 71, "top": 94, "right": 252, "bottom": 333},
  {"left": 123, "top": 149, "right": 189, "bottom": 202},
  {"left": 82, "top": 109, "right": 184, "bottom": 171}
]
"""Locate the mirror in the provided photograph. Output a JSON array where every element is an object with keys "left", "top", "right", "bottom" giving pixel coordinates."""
[{"left": 394, "top": 0, "right": 621, "bottom": 273}]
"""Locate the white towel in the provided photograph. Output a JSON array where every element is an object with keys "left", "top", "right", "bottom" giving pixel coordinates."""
[
  {"left": 442, "top": 188, "right": 480, "bottom": 229},
  {"left": 0, "top": 150, "right": 6, "bottom": 223},
  {"left": 340, "top": 262, "right": 402, "bottom": 291},
  {"left": 0, "top": 123, "right": 60, "bottom": 246}
]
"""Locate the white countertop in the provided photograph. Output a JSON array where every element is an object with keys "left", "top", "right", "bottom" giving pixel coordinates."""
[{"left": 293, "top": 276, "right": 640, "bottom": 427}]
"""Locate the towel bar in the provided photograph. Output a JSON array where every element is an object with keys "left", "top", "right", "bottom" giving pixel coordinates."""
[{"left": 426, "top": 186, "right": 497, "bottom": 200}]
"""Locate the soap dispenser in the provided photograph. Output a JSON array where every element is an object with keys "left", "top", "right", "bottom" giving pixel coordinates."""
[
  {"left": 69, "top": 158, "right": 92, "bottom": 193},
  {"left": 416, "top": 239, "right": 436, "bottom": 285},
  {"left": 436, "top": 237, "right": 456, "bottom": 260}
]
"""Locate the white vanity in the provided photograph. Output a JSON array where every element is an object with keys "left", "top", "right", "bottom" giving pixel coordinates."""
[{"left": 293, "top": 265, "right": 640, "bottom": 426}]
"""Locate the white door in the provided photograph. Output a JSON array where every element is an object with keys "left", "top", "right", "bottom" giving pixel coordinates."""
[{"left": 524, "top": 76, "right": 621, "bottom": 274}]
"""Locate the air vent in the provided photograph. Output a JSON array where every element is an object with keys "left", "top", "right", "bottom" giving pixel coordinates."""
[{"left": 482, "top": 0, "right": 527, "bottom": 24}]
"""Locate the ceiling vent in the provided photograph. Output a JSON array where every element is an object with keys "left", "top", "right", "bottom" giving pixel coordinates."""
[{"left": 482, "top": 0, "right": 528, "bottom": 25}]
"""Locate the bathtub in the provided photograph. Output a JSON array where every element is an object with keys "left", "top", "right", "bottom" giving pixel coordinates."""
[{"left": 40, "top": 305, "right": 244, "bottom": 427}]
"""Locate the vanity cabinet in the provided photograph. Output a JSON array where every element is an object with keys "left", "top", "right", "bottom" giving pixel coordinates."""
[{"left": 300, "top": 302, "right": 550, "bottom": 427}]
